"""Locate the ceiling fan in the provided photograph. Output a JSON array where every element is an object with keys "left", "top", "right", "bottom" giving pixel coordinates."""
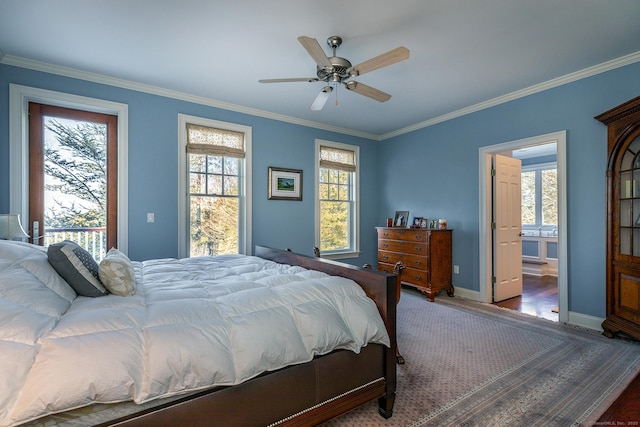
[{"left": 259, "top": 36, "right": 409, "bottom": 110}]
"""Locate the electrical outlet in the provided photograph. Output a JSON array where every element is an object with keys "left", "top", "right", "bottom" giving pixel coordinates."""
[
  {"left": 453, "top": 265, "right": 459, "bottom": 274},
  {"left": 147, "top": 213, "right": 155, "bottom": 223}
]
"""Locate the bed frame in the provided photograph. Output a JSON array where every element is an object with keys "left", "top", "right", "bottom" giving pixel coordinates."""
[{"left": 96, "top": 246, "right": 397, "bottom": 426}]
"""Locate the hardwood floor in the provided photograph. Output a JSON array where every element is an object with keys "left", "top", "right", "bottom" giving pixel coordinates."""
[
  {"left": 493, "top": 274, "right": 558, "bottom": 322},
  {"left": 493, "top": 274, "right": 640, "bottom": 423}
]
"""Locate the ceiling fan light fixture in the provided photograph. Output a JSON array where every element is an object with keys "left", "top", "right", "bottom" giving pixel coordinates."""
[{"left": 310, "top": 85, "right": 333, "bottom": 110}]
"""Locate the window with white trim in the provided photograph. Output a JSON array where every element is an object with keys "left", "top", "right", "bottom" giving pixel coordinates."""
[
  {"left": 521, "top": 162, "right": 557, "bottom": 228},
  {"left": 315, "top": 140, "right": 359, "bottom": 258},
  {"left": 178, "top": 115, "right": 251, "bottom": 257}
]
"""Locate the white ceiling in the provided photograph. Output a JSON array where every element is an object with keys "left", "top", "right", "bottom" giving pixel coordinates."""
[{"left": 1, "top": 0, "right": 639, "bottom": 138}]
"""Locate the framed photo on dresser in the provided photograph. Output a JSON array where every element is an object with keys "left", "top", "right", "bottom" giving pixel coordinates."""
[{"left": 393, "top": 211, "right": 409, "bottom": 227}]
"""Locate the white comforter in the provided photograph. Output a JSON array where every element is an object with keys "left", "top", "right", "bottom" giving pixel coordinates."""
[{"left": 0, "top": 241, "right": 389, "bottom": 426}]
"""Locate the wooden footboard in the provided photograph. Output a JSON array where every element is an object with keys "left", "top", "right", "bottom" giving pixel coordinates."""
[
  {"left": 255, "top": 245, "right": 398, "bottom": 420},
  {"left": 97, "top": 246, "right": 397, "bottom": 426}
]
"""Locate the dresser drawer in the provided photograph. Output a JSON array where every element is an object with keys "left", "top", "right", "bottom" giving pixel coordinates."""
[
  {"left": 378, "top": 262, "right": 395, "bottom": 275},
  {"left": 378, "top": 228, "right": 428, "bottom": 243},
  {"left": 378, "top": 250, "right": 428, "bottom": 270},
  {"left": 378, "top": 239, "right": 427, "bottom": 255},
  {"left": 399, "top": 266, "right": 430, "bottom": 287}
]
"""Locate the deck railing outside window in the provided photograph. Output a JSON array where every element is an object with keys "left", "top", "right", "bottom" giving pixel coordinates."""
[{"left": 44, "top": 227, "right": 107, "bottom": 261}]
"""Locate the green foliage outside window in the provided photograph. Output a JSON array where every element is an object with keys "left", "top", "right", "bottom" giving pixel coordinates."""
[{"left": 319, "top": 168, "right": 351, "bottom": 251}]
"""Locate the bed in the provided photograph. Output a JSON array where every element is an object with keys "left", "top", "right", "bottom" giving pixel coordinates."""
[{"left": 0, "top": 241, "right": 396, "bottom": 426}]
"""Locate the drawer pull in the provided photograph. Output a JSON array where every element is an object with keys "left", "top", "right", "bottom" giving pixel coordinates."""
[
  {"left": 414, "top": 260, "right": 422, "bottom": 266},
  {"left": 414, "top": 246, "right": 422, "bottom": 252},
  {"left": 413, "top": 275, "right": 422, "bottom": 281},
  {"left": 383, "top": 243, "right": 389, "bottom": 248},
  {"left": 398, "top": 241, "right": 404, "bottom": 246},
  {"left": 383, "top": 232, "right": 389, "bottom": 237},
  {"left": 382, "top": 255, "right": 388, "bottom": 260}
]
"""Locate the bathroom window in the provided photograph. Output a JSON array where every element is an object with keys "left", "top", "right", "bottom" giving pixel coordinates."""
[{"left": 521, "top": 163, "right": 557, "bottom": 229}]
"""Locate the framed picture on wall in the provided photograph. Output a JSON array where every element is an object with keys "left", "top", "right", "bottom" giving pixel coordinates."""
[
  {"left": 268, "top": 167, "right": 302, "bottom": 201},
  {"left": 393, "top": 211, "right": 409, "bottom": 228}
]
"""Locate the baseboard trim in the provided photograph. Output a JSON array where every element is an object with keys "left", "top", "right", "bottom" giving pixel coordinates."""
[
  {"left": 452, "top": 286, "right": 480, "bottom": 301},
  {"left": 568, "top": 311, "right": 605, "bottom": 332},
  {"left": 448, "top": 286, "right": 605, "bottom": 333}
]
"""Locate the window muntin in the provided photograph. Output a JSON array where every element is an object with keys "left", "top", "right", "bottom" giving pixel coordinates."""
[{"left": 316, "top": 140, "right": 359, "bottom": 258}]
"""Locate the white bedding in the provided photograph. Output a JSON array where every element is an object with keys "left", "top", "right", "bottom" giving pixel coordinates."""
[{"left": 0, "top": 241, "right": 390, "bottom": 427}]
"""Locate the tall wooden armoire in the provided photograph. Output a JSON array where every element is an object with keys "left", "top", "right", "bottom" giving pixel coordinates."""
[{"left": 596, "top": 95, "right": 640, "bottom": 341}]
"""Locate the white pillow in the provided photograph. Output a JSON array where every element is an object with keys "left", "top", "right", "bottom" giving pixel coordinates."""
[
  {"left": 0, "top": 240, "right": 76, "bottom": 302},
  {"left": 99, "top": 248, "right": 135, "bottom": 296}
]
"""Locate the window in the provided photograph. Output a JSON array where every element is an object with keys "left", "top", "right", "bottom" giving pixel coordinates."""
[
  {"left": 178, "top": 115, "right": 251, "bottom": 258},
  {"left": 315, "top": 140, "right": 359, "bottom": 258},
  {"left": 521, "top": 162, "right": 557, "bottom": 229}
]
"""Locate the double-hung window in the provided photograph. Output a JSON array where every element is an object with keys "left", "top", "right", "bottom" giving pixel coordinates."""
[
  {"left": 521, "top": 162, "right": 557, "bottom": 231},
  {"left": 179, "top": 115, "right": 251, "bottom": 257},
  {"left": 315, "top": 140, "right": 359, "bottom": 258}
]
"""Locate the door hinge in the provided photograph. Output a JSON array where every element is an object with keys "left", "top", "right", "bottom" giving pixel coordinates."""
[
  {"left": 491, "top": 168, "right": 496, "bottom": 176},
  {"left": 491, "top": 222, "right": 496, "bottom": 230},
  {"left": 492, "top": 276, "right": 496, "bottom": 284}
]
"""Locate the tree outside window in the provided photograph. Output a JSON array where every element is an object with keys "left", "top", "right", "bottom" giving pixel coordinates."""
[
  {"left": 185, "top": 122, "right": 246, "bottom": 257},
  {"left": 521, "top": 164, "right": 557, "bottom": 228},
  {"left": 316, "top": 140, "right": 358, "bottom": 257}
]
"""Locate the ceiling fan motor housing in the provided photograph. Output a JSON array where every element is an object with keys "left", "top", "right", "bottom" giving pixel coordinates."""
[{"left": 317, "top": 56, "right": 352, "bottom": 83}]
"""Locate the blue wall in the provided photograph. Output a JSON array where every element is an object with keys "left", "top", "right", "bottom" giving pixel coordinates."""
[
  {"left": 379, "top": 61, "right": 640, "bottom": 318},
  {"left": 0, "top": 64, "right": 380, "bottom": 264},
  {"left": 3, "top": 60, "right": 640, "bottom": 318}
]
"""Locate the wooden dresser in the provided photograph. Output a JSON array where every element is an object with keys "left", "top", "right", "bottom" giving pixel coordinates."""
[{"left": 376, "top": 227, "right": 453, "bottom": 301}]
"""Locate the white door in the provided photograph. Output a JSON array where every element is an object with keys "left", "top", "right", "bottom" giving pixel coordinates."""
[{"left": 493, "top": 154, "right": 523, "bottom": 302}]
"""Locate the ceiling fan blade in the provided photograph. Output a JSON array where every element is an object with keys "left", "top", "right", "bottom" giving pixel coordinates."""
[
  {"left": 350, "top": 46, "right": 409, "bottom": 76},
  {"left": 310, "top": 86, "right": 333, "bottom": 110},
  {"left": 298, "top": 36, "right": 332, "bottom": 69},
  {"left": 258, "top": 77, "right": 319, "bottom": 83},
  {"left": 345, "top": 81, "right": 391, "bottom": 102}
]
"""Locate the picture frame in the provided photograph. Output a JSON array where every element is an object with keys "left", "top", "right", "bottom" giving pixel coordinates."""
[
  {"left": 268, "top": 167, "right": 302, "bottom": 201},
  {"left": 419, "top": 218, "right": 428, "bottom": 228},
  {"left": 429, "top": 219, "right": 439, "bottom": 229},
  {"left": 411, "top": 217, "right": 422, "bottom": 228},
  {"left": 393, "top": 210, "right": 409, "bottom": 228}
]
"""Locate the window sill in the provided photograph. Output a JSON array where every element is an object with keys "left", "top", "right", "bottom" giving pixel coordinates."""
[{"left": 321, "top": 251, "right": 361, "bottom": 261}]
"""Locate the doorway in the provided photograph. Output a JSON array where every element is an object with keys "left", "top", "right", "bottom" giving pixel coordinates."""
[{"left": 478, "top": 131, "right": 568, "bottom": 323}]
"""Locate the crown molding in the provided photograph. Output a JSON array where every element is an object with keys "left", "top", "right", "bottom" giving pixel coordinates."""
[
  {"left": 380, "top": 51, "right": 640, "bottom": 140},
  {"left": 3, "top": 50, "right": 639, "bottom": 142},
  {"left": 0, "top": 55, "right": 379, "bottom": 141}
]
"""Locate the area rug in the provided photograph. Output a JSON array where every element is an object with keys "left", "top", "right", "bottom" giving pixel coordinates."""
[{"left": 325, "top": 290, "right": 640, "bottom": 427}]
